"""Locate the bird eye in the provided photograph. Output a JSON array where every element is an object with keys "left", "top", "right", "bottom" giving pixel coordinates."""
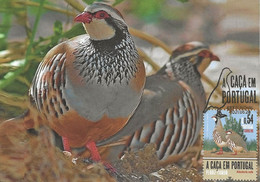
[{"left": 95, "top": 11, "right": 109, "bottom": 19}]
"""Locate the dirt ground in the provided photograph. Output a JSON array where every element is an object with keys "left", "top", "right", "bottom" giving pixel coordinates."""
[{"left": 0, "top": 121, "right": 203, "bottom": 182}]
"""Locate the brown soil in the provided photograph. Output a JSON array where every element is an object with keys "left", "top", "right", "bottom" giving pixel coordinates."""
[{"left": 0, "top": 121, "right": 203, "bottom": 182}]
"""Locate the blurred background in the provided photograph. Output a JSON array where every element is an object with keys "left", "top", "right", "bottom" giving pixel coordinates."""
[{"left": 0, "top": 0, "right": 259, "bottom": 119}]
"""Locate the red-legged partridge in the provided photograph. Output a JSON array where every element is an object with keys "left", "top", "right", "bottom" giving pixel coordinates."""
[
  {"left": 3, "top": 3, "right": 146, "bottom": 164},
  {"left": 226, "top": 129, "right": 248, "bottom": 155},
  {"left": 212, "top": 111, "right": 228, "bottom": 155},
  {"left": 97, "top": 42, "right": 220, "bottom": 163}
]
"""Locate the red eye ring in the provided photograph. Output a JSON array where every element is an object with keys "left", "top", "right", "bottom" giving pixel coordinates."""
[
  {"left": 99, "top": 12, "right": 105, "bottom": 17},
  {"left": 94, "top": 11, "right": 109, "bottom": 19}
]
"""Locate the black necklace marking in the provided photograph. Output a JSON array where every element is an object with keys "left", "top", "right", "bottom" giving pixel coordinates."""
[
  {"left": 171, "top": 57, "right": 205, "bottom": 96},
  {"left": 73, "top": 26, "right": 139, "bottom": 85}
]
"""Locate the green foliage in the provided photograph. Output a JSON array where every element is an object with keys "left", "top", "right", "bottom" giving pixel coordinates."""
[
  {"left": 161, "top": 5, "right": 189, "bottom": 21},
  {"left": 203, "top": 139, "right": 218, "bottom": 150},
  {"left": 32, "top": 21, "right": 64, "bottom": 57},
  {"left": 177, "top": 0, "right": 189, "bottom": 2},
  {"left": 0, "top": 13, "right": 12, "bottom": 50},
  {"left": 224, "top": 116, "right": 247, "bottom": 142},
  {"left": 54, "top": 21, "right": 63, "bottom": 36},
  {"left": 0, "top": 0, "right": 46, "bottom": 90},
  {"left": 131, "top": 0, "right": 165, "bottom": 23},
  {"left": 62, "top": 23, "right": 85, "bottom": 39},
  {"left": 83, "top": 0, "right": 105, "bottom": 5},
  {"left": 246, "top": 140, "right": 257, "bottom": 151},
  {"left": 0, "top": 0, "right": 13, "bottom": 51},
  {"left": 0, "top": 0, "right": 85, "bottom": 92},
  {"left": 113, "top": 0, "right": 125, "bottom": 6},
  {"left": 3, "top": 79, "right": 28, "bottom": 95},
  {"left": 82, "top": 0, "right": 125, "bottom": 6},
  {"left": 28, "top": 0, "right": 52, "bottom": 15},
  {"left": 130, "top": 0, "right": 189, "bottom": 23}
]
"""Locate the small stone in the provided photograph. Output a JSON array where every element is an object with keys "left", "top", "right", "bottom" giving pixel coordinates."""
[
  {"left": 72, "top": 157, "right": 78, "bottom": 164},
  {"left": 63, "top": 151, "right": 72, "bottom": 157}
]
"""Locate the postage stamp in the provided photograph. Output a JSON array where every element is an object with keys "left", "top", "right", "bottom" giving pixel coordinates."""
[{"left": 203, "top": 109, "right": 258, "bottom": 181}]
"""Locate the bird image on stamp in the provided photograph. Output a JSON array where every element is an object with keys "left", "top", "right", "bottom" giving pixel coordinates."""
[{"left": 203, "top": 109, "right": 258, "bottom": 181}]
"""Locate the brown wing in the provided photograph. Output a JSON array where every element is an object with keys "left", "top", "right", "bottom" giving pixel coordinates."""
[
  {"left": 125, "top": 80, "right": 203, "bottom": 160},
  {"left": 29, "top": 43, "right": 70, "bottom": 121},
  {"left": 229, "top": 133, "right": 247, "bottom": 150}
]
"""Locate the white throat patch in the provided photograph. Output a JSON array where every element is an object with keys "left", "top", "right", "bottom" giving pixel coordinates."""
[{"left": 84, "top": 19, "right": 116, "bottom": 40}]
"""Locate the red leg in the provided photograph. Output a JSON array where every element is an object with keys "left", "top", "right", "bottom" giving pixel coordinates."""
[
  {"left": 232, "top": 151, "right": 237, "bottom": 155},
  {"left": 62, "top": 136, "right": 71, "bottom": 152},
  {"left": 86, "top": 141, "right": 101, "bottom": 162},
  {"left": 217, "top": 147, "right": 223, "bottom": 154},
  {"left": 86, "top": 141, "right": 116, "bottom": 173}
]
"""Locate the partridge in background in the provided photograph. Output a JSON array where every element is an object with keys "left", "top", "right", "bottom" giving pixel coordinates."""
[
  {"left": 2, "top": 3, "right": 145, "bottom": 164},
  {"left": 212, "top": 111, "right": 227, "bottom": 154},
  {"left": 226, "top": 129, "right": 248, "bottom": 155},
  {"left": 97, "top": 42, "right": 220, "bottom": 163}
]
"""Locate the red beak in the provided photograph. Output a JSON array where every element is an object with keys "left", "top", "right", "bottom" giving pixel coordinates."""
[
  {"left": 198, "top": 50, "right": 220, "bottom": 62},
  {"left": 210, "top": 53, "right": 220, "bottom": 62},
  {"left": 74, "top": 12, "right": 92, "bottom": 23}
]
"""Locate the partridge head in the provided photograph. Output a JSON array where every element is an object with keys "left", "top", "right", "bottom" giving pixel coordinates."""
[
  {"left": 212, "top": 110, "right": 227, "bottom": 126},
  {"left": 160, "top": 41, "right": 220, "bottom": 77},
  {"left": 75, "top": 3, "right": 126, "bottom": 41}
]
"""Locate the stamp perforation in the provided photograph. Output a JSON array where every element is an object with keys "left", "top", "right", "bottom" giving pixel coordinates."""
[{"left": 203, "top": 109, "right": 258, "bottom": 181}]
